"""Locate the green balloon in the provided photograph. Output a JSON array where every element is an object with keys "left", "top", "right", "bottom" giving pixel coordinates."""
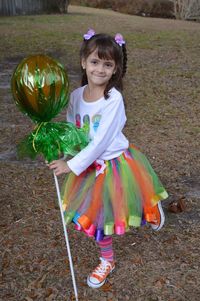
[{"left": 11, "top": 54, "right": 69, "bottom": 122}]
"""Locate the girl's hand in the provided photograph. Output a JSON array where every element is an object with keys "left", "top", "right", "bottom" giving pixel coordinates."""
[{"left": 48, "top": 160, "right": 71, "bottom": 176}]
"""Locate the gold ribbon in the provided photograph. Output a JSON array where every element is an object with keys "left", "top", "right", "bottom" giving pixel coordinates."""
[
  {"left": 32, "top": 122, "right": 46, "bottom": 152},
  {"left": 32, "top": 121, "right": 61, "bottom": 157}
]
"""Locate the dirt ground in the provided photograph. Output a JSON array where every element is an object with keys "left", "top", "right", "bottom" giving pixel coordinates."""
[{"left": 0, "top": 5, "right": 200, "bottom": 301}]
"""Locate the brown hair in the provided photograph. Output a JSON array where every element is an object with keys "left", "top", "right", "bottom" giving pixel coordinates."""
[{"left": 80, "top": 33, "right": 127, "bottom": 99}]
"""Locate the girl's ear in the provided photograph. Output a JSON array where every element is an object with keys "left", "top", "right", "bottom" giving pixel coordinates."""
[{"left": 81, "top": 59, "right": 86, "bottom": 70}]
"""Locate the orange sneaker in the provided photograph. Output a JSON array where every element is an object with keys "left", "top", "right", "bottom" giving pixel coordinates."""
[
  {"left": 150, "top": 201, "right": 165, "bottom": 231},
  {"left": 87, "top": 257, "right": 115, "bottom": 288}
]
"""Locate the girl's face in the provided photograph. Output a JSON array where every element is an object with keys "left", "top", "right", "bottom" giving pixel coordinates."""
[{"left": 81, "top": 49, "right": 116, "bottom": 89}]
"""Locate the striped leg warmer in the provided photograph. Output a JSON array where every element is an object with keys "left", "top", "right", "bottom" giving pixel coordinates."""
[{"left": 97, "top": 236, "right": 114, "bottom": 262}]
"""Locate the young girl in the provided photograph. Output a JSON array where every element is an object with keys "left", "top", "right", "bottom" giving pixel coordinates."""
[{"left": 49, "top": 29, "right": 168, "bottom": 289}]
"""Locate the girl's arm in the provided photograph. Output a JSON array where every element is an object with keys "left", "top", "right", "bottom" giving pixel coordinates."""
[{"left": 67, "top": 93, "right": 127, "bottom": 176}]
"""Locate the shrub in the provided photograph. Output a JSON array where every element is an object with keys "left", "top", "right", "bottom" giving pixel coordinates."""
[
  {"left": 149, "top": 0, "right": 175, "bottom": 18},
  {"left": 70, "top": 0, "right": 175, "bottom": 19},
  {"left": 112, "top": 0, "right": 144, "bottom": 15},
  {"left": 71, "top": 0, "right": 113, "bottom": 8}
]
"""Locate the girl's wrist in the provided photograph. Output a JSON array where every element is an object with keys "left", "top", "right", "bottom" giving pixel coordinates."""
[{"left": 65, "top": 162, "right": 71, "bottom": 173}]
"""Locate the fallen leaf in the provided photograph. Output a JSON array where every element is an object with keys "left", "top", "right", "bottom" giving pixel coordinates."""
[
  {"left": 154, "top": 276, "right": 166, "bottom": 288},
  {"left": 101, "top": 281, "right": 113, "bottom": 292},
  {"left": 25, "top": 297, "right": 34, "bottom": 301},
  {"left": 45, "top": 287, "right": 53, "bottom": 297},
  {"left": 168, "top": 197, "right": 186, "bottom": 213},
  {"left": 132, "top": 255, "right": 143, "bottom": 265}
]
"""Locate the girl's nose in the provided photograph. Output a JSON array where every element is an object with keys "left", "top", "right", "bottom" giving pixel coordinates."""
[{"left": 97, "top": 63, "right": 104, "bottom": 73}]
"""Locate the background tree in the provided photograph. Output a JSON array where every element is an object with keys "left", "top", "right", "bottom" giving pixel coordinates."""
[{"left": 56, "top": 0, "right": 70, "bottom": 13}]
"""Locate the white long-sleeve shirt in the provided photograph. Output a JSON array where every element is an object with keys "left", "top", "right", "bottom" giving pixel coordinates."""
[{"left": 67, "top": 86, "right": 129, "bottom": 175}]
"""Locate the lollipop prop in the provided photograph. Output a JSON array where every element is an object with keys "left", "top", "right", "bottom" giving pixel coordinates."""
[
  {"left": 12, "top": 54, "right": 88, "bottom": 162},
  {"left": 11, "top": 55, "right": 87, "bottom": 301}
]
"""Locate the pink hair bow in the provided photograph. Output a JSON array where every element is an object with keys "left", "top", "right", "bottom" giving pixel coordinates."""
[
  {"left": 115, "top": 33, "right": 125, "bottom": 46},
  {"left": 83, "top": 28, "right": 96, "bottom": 40}
]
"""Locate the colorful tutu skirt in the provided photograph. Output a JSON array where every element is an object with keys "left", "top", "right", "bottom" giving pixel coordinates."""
[{"left": 61, "top": 144, "right": 168, "bottom": 241}]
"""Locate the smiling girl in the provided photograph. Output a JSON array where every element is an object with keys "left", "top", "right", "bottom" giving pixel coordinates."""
[{"left": 49, "top": 29, "right": 168, "bottom": 288}]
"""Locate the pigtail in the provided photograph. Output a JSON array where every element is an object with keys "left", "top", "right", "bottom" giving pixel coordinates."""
[
  {"left": 122, "top": 44, "right": 127, "bottom": 78},
  {"left": 80, "top": 38, "right": 88, "bottom": 87},
  {"left": 104, "top": 71, "right": 123, "bottom": 99},
  {"left": 81, "top": 69, "right": 88, "bottom": 86}
]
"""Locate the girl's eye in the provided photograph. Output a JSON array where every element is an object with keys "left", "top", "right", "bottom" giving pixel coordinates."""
[
  {"left": 91, "top": 60, "right": 98, "bottom": 64},
  {"left": 105, "top": 62, "right": 114, "bottom": 68}
]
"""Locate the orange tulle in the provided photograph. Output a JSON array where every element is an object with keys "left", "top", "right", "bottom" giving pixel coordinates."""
[{"left": 83, "top": 171, "right": 106, "bottom": 225}]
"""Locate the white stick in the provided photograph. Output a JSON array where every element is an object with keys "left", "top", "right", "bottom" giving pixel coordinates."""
[{"left": 53, "top": 171, "right": 79, "bottom": 301}]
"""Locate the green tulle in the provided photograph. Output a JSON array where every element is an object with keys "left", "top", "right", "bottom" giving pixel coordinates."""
[{"left": 17, "top": 121, "right": 89, "bottom": 162}]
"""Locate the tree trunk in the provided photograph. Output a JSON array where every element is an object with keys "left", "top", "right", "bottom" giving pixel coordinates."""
[
  {"left": 173, "top": 0, "right": 200, "bottom": 20},
  {"left": 57, "top": 0, "right": 69, "bottom": 13},
  {"left": 185, "top": 0, "right": 200, "bottom": 20}
]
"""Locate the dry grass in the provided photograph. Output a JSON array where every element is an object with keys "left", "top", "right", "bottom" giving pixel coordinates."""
[{"left": 0, "top": 5, "right": 200, "bottom": 301}]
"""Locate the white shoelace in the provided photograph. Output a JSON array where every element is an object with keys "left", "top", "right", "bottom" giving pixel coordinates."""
[{"left": 93, "top": 258, "right": 112, "bottom": 277}]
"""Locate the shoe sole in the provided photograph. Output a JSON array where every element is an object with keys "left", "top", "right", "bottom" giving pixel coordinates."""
[
  {"left": 87, "top": 266, "right": 115, "bottom": 289},
  {"left": 151, "top": 201, "right": 165, "bottom": 231}
]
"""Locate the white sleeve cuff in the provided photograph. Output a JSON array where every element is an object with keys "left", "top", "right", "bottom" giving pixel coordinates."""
[{"left": 67, "top": 157, "right": 83, "bottom": 176}]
